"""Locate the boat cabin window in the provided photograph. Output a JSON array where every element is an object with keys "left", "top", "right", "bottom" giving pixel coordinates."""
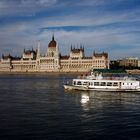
[
  {"left": 101, "top": 82, "right": 106, "bottom": 86},
  {"left": 90, "top": 82, "right": 93, "bottom": 86},
  {"left": 94, "top": 82, "right": 99, "bottom": 86},
  {"left": 83, "top": 82, "right": 88, "bottom": 85},
  {"left": 113, "top": 82, "right": 118, "bottom": 86},
  {"left": 123, "top": 83, "right": 129, "bottom": 86},
  {"left": 107, "top": 82, "right": 112, "bottom": 86},
  {"left": 73, "top": 81, "right": 76, "bottom": 85},
  {"left": 77, "top": 81, "right": 82, "bottom": 85}
]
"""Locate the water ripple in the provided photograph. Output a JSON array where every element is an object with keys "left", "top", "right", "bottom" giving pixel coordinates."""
[{"left": 0, "top": 74, "right": 140, "bottom": 139}]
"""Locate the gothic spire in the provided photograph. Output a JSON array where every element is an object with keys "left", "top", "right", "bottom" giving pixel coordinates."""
[
  {"left": 37, "top": 41, "right": 40, "bottom": 58},
  {"left": 71, "top": 44, "right": 72, "bottom": 51},
  {"left": 52, "top": 33, "right": 54, "bottom": 41}
]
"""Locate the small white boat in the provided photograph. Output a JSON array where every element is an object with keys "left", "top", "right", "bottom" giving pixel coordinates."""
[{"left": 64, "top": 72, "right": 140, "bottom": 92}]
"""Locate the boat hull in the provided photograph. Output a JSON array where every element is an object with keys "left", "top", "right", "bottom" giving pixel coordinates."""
[
  {"left": 64, "top": 85, "right": 140, "bottom": 92},
  {"left": 87, "top": 88, "right": 140, "bottom": 92},
  {"left": 64, "top": 85, "right": 88, "bottom": 91}
]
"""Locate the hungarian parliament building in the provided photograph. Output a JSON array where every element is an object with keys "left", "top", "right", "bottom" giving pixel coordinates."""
[{"left": 0, "top": 35, "right": 109, "bottom": 72}]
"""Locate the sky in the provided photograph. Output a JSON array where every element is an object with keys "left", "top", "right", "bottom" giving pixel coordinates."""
[{"left": 0, "top": 0, "right": 140, "bottom": 59}]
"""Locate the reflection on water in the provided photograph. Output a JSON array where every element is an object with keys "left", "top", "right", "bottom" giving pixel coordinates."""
[
  {"left": 81, "top": 93, "right": 90, "bottom": 111},
  {"left": 81, "top": 94, "right": 90, "bottom": 103},
  {"left": 65, "top": 89, "right": 140, "bottom": 139},
  {"left": 66, "top": 90, "right": 140, "bottom": 112}
]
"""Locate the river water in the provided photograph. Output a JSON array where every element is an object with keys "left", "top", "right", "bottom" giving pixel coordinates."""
[{"left": 0, "top": 74, "right": 140, "bottom": 140}]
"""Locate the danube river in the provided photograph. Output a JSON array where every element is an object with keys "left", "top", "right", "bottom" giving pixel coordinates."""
[{"left": 0, "top": 74, "right": 140, "bottom": 140}]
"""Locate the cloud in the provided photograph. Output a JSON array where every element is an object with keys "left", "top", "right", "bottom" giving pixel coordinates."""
[
  {"left": 21, "top": 0, "right": 57, "bottom": 6},
  {"left": 0, "top": 0, "right": 140, "bottom": 59},
  {"left": 0, "top": 0, "right": 57, "bottom": 17},
  {"left": 0, "top": 20, "right": 140, "bottom": 59}
]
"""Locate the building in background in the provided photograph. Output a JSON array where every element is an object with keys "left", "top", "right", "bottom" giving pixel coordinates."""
[
  {"left": 119, "top": 57, "right": 138, "bottom": 69},
  {"left": 0, "top": 35, "right": 109, "bottom": 72},
  {"left": 138, "top": 60, "right": 140, "bottom": 68}
]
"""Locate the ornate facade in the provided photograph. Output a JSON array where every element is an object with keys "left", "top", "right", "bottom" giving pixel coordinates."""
[{"left": 0, "top": 36, "right": 109, "bottom": 72}]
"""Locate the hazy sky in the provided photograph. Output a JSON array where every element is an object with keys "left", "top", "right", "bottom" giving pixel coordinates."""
[{"left": 0, "top": 0, "right": 140, "bottom": 59}]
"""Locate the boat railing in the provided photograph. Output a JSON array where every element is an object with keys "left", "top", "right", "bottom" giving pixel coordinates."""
[
  {"left": 77, "top": 72, "right": 138, "bottom": 81},
  {"left": 102, "top": 76, "right": 137, "bottom": 81}
]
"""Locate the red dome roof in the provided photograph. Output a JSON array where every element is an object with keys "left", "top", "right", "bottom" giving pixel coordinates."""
[{"left": 48, "top": 35, "right": 56, "bottom": 48}]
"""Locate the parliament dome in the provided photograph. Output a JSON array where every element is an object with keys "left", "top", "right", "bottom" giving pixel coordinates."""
[{"left": 48, "top": 35, "right": 57, "bottom": 48}]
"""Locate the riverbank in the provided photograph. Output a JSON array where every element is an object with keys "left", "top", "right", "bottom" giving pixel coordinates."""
[
  {"left": 0, "top": 69, "right": 140, "bottom": 75},
  {"left": 0, "top": 71, "right": 82, "bottom": 75},
  {"left": 126, "top": 70, "right": 140, "bottom": 74}
]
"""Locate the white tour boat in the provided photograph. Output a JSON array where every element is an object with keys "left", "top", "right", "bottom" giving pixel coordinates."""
[{"left": 64, "top": 72, "right": 140, "bottom": 92}]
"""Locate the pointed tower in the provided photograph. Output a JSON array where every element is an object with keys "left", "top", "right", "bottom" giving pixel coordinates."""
[
  {"left": 37, "top": 41, "right": 40, "bottom": 59},
  {"left": 52, "top": 33, "right": 54, "bottom": 41},
  {"left": 71, "top": 44, "right": 72, "bottom": 51},
  {"left": 48, "top": 34, "right": 57, "bottom": 48}
]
